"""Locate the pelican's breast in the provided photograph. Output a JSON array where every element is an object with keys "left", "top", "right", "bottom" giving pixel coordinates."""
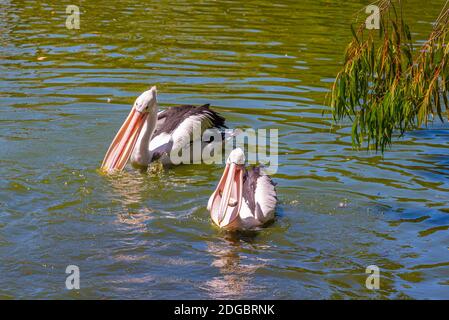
[{"left": 239, "top": 166, "right": 277, "bottom": 228}]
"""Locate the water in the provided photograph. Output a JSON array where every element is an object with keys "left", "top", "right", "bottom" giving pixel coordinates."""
[{"left": 1, "top": 0, "right": 448, "bottom": 299}]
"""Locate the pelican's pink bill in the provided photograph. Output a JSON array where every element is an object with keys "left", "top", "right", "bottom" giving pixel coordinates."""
[
  {"left": 101, "top": 108, "right": 148, "bottom": 172},
  {"left": 101, "top": 87, "right": 157, "bottom": 173},
  {"left": 207, "top": 162, "right": 244, "bottom": 228}
]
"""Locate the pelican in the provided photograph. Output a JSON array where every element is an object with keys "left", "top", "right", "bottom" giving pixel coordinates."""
[
  {"left": 208, "top": 148, "right": 277, "bottom": 230},
  {"left": 101, "top": 86, "right": 227, "bottom": 172}
]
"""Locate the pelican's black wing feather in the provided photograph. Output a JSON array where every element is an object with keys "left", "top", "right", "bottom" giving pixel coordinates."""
[{"left": 154, "top": 104, "right": 226, "bottom": 137}]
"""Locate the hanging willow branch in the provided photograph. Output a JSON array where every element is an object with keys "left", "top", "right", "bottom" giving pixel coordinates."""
[{"left": 329, "top": 0, "right": 449, "bottom": 152}]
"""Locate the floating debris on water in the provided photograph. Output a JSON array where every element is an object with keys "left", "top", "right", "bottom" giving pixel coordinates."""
[{"left": 338, "top": 199, "right": 348, "bottom": 208}]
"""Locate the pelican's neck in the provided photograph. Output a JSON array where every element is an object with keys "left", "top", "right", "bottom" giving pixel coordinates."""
[{"left": 131, "top": 105, "right": 158, "bottom": 166}]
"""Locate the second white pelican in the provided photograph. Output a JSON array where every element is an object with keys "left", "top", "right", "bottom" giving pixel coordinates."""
[{"left": 208, "top": 148, "right": 277, "bottom": 230}]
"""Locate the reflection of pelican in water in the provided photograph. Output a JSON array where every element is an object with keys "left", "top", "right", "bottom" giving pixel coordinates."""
[
  {"left": 202, "top": 232, "right": 268, "bottom": 299},
  {"left": 106, "top": 171, "right": 146, "bottom": 204},
  {"left": 104, "top": 172, "right": 156, "bottom": 230}
]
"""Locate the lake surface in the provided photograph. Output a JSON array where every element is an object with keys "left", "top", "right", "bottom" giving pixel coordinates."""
[{"left": 1, "top": 0, "right": 448, "bottom": 299}]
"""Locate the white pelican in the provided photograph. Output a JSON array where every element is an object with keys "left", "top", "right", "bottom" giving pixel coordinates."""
[
  {"left": 101, "top": 86, "right": 227, "bottom": 172},
  {"left": 208, "top": 148, "right": 277, "bottom": 230}
]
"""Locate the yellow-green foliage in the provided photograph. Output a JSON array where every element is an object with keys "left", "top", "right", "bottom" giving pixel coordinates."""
[{"left": 329, "top": 0, "right": 449, "bottom": 152}]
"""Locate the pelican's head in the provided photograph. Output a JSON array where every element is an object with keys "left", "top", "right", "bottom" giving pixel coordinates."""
[
  {"left": 101, "top": 86, "right": 158, "bottom": 172},
  {"left": 208, "top": 148, "right": 245, "bottom": 229},
  {"left": 133, "top": 86, "right": 158, "bottom": 113}
]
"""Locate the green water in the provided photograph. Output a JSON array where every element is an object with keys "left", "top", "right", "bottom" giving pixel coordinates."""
[{"left": 1, "top": 0, "right": 448, "bottom": 299}]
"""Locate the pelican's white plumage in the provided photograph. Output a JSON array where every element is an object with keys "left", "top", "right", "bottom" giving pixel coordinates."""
[
  {"left": 239, "top": 168, "right": 277, "bottom": 228},
  {"left": 208, "top": 148, "right": 277, "bottom": 230},
  {"left": 135, "top": 103, "right": 227, "bottom": 167},
  {"left": 101, "top": 86, "right": 227, "bottom": 172}
]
